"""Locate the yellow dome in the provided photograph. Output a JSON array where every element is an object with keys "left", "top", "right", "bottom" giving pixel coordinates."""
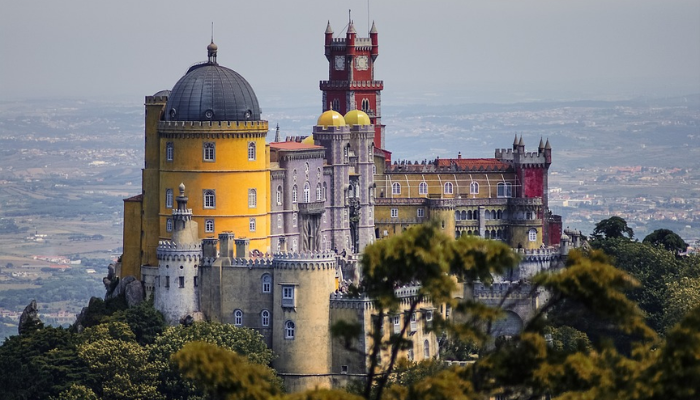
[
  {"left": 317, "top": 110, "right": 346, "bottom": 127},
  {"left": 301, "top": 135, "right": 315, "bottom": 144},
  {"left": 344, "top": 109, "right": 371, "bottom": 126}
]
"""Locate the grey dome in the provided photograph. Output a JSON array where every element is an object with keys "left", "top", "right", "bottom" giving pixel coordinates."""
[{"left": 165, "top": 63, "right": 261, "bottom": 122}]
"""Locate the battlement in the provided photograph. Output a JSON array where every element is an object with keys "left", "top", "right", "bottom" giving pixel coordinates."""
[
  {"left": 319, "top": 80, "right": 384, "bottom": 90},
  {"left": 513, "top": 247, "right": 560, "bottom": 261},
  {"left": 473, "top": 281, "right": 534, "bottom": 299},
  {"left": 272, "top": 251, "right": 337, "bottom": 271},
  {"left": 157, "top": 240, "right": 202, "bottom": 261},
  {"left": 158, "top": 120, "right": 269, "bottom": 133},
  {"left": 329, "top": 37, "right": 373, "bottom": 47},
  {"left": 495, "top": 148, "right": 547, "bottom": 165},
  {"left": 385, "top": 158, "right": 512, "bottom": 173},
  {"left": 145, "top": 95, "right": 168, "bottom": 104}
]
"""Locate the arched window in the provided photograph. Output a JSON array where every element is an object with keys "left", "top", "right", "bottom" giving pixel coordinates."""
[
  {"left": 361, "top": 98, "right": 370, "bottom": 113},
  {"left": 165, "top": 142, "right": 174, "bottom": 161},
  {"left": 423, "top": 340, "right": 430, "bottom": 358},
  {"left": 203, "top": 142, "right": 215, "bottom": 161},
  {"left": 203, "top": 190, "right": 215, "bottom": 209},
  {"left": 303, "top": 182, "right": 311, "bottom": 203},
  {"left": 461, "top": 210, "right": 467, "bottom": 220},
  {"left": 491, "top": 210, "right": 496, "bottom": 219},
  {"left": 372, "top": 164, "right": 377, "bottom": 174},
  {"left": 419, "top": 181, "right": 428, "bottom": 195},
  {"left": 292, "top": 185, "right": 298, "bottom": 203},
  {"left": 261, "top": 310, "right": 270, "bottom": 327},
  {"left": 249, "top": 218, "right": 256, "bottom": 232},
  {"left": 262, "top": 274, "right": 272, "bottom": 293},
  {"left": 234, "top": 310, "right": 243, "bottom": 326},
  {"left": 497, "top": 182, "right": 512, "bottom": 198},
  {"left": 285, "top": 320, "right": 295, "bottom": 339},
  {"left": 248, "top": 189, "right": 257, "bottom": 208},
  {"left": 166, "top": 188, "right": 173, "bottom": 208},
  {"left": 248, "top": 142, "right": 256, "bottom": 161},
  {"left": 467, "top": 210, "right": 473, "bottom": 220},
  {"left": 529, "top": 229, "right": 537, "bottom": 242},
  {"left": 316, "top": 184, "right": 322, "bottom": 201},
  {"left": 444, "top": 182, "right": 453, "bottom": 195},
  {"left": 470, "top": 182, "right": 479, "bottom": 194},
  {"left": 205, "top": 219, "right": 214, "bottom": 233},
  {"left": 332, "top": 99, "right": 339, "bottom": 111},
  {"left": 497, "top": 210, "right": 502, "bottom": 219},
  {"left": 292, "top": 213, "right": 297, "bottom": 227},
  {"left": 276, "top": 186, "right": 282, "bottom": 205},
  {"left": 392, "top": 182, "right": 401, "bottom": 195},
  {"left": 455, "top": 211, "right": 461, "bottom": 221},
  {"left": 277, "top": 214, "right": 282, "bottom": 229},
  {"left": 322, "top": 182, "right": 327, "bottom": 200}
]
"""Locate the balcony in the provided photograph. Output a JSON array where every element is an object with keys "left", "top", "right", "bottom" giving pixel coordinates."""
[{"left": 297, "top": 201, "right": 325, "bottom": 215}]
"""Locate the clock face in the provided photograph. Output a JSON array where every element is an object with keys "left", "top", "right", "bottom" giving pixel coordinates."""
[
  {"left": 334, "top": 56, "right": 345, "bottom": 70},
  {"left": 355, "top": 56, "right": 369, "bottom": 71}
]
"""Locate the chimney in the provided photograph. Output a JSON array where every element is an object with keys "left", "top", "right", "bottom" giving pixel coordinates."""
[
  {"left": 235, "top": 238, "right": 250, "bottom": 259},
  {"left": 218, "top": 232, "right": 235, "bottom": 258}
]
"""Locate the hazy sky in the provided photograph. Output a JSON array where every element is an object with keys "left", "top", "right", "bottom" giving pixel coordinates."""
[{"left": 1, "top": 0, "right": 699, "bottom": 103}]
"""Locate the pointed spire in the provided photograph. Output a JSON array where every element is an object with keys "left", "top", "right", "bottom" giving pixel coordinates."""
[
  {"left": 513, "top": 134, "right": 519, "bottom": 146},
  {"left": 274, "top": 124, "right": 280, "bottom": 142},
  {"left": 370, "top": 20, "right": 378, "bottom": 34},
  {"left": 518, "top": 135, "right": 524, "bottom": 147},
  {"left": 545, "top": 139, "right": 551, "bottom": 149},
  {"left": 348, "top": 20, "right": 356, "bottom": 34},
  {"left": 539, "top": 137, "right": 544, "bottom": 149},
  {"left": 325, "top": 20, "right": 333, "bottom": 34}
]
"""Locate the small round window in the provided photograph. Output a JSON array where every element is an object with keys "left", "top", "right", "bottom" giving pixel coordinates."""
[
  {"left": 204, "top": 109, "right": 214, "bottom": 119},
  {"left": 169, "top": 108, "right": 177, "bottom": 118}
]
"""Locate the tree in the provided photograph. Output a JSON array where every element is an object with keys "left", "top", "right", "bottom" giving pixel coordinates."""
[
  {"left": 149, "top": 322, "right": 278, "bottom": 399},
  {"left": 643, "top": 228, "right": 688, "bottom": 254},
  {"left": 591, "top": 216, "right": 634, "bottom": 240}
]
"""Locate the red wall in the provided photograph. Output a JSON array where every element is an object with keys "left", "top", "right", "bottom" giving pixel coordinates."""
[{"left": 523, "top": 168, "right": 544, "bottom": 198}]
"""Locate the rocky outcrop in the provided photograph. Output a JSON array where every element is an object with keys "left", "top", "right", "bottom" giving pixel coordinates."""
[{"left": 18, "top": 299, "right": 42, "bottom": 335}]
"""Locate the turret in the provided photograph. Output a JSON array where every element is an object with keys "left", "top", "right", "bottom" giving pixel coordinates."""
[
  {"left": 324, "top": 21, "right": 333, "bottom": 60},
  {"left": 346, "top": 20, "right": 356, "bottom": 56},
  {"left": 538, "top": 137, "right": 545, "bottom": 154},
  {"left": 544, "top": 139, "right": 552, "bottom": 165},
  {"left": 370, "top": 21, "right": 378, "bottom": 61}
]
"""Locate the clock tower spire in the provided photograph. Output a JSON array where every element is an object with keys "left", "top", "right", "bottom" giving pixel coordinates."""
[{"left": 320, "top": 20, "right": 386, "bottom": 152}]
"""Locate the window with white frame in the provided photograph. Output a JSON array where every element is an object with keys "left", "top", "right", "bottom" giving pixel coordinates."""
[
  {"left": 393, "top": 315, "right": 401, "bottom": 334},
  {"left": 444, "top": 182, "right": 454, "bottom": 195},
  {"left": 205, "top": 219, "right": 214, "bottom": 233},
  {"left": 234, "top": 310, "right": 243, "bottom": 326},
  {"left": 417, "top": 208, "right": 425, "bottom": 218},
  {"left": 282, "top": 285, "right": 295, "bottom": 308},
  {"left": 248, "top": 189, "right": 257, "bottom": 208},
  {"left": 166, "top": 142, "right": 174, "bottom": 161},
  {"left": 497, "top": 182, "right": 512, "bottom": 198},
  {"left": 292, "top": 185, "right": 298, "bottom": 203},
  {"left": 419, "top": 181, "right": 428, "bottom": 195},
  {"left": 470, "top": 181, "right": 479, "bottom": 194},
  {"left": 392, "top": 182, "right": 401, "bottom": 195},
  {"left": 528, "top": 228, "right": 537, "bottom": 242},
  {"left": 303, "top": 182, "right": 310, "bottom": 203},
  {"left": 248, "top": 142, "right": 256, "bottom": 161},
  {"left": 361, "top": 98, "right": 370, "bottom": 113},
  {"left": 261, "top": 310, "right": 270, "bottom": 327},
  {"left": 276, "top": 186, "right": 282, "bottom": 205},
  {"left": 203, "top": 142, "right": 215, "bottom": 161},
  {"left": 285, "top": 320, "right": 295, "bottom": 339},
  {"left": 261, "top": 274, "right": 272, "bottom": 293},
  {"left": 166, "top": 218, "right": 173, "bottom": 232},
  {"left": 391, "top": 208, "right": 398, "bottom": 218},
  {"left": 203, "top": 190, "right": 215, "bottom": 208},
  {"left": 322, "top": 182, "right": 327, "bottom": 200},
  {"left": 277, "top": 215, "right": 282, "bottom": 229},
  {"left": 292, "top": 213, "right": 297, "bottom": 227},
  {"left": 316, "top": 184, "right": 322, "bottom": 201},
  {"left": 373, "top": 164, "right": 377, "bottom": 174},
  {"left": 423, "top": 340, "right": 430, "bottom": 358},
  {"left": 249, "top": 218, "right": 256, "bottom": 232},
  {"left": 166, "top": 189, "right": 173, "bottom": 208}
]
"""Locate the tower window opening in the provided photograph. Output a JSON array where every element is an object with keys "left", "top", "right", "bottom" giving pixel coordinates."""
[
  {"left": 261, "top": 310, "right": 270, "bottom": 327},
  {"left": 361, "top": 98, "right": 370, "bottom": 113},
  {"left": 249, "top": 218, "right": 256, "bottom": 232},
  {"left": 392, "top": 182, "right": 401, "bottom": 195},
  {"left": 248, "top": 189, "right": 257, "bottom": 208},
  {"left": 276, "top": 186, "right": 282, "bottom": 205},
  {"left": 470, "top": 181, "right": 479, "bottom": 195},
  {"left": 166, "top": 189, "right": 173, "bottom": 208},
  {"left": 316, "top": 184, "right": 322, "bottom": 201},
  {"left": 205, "top": 219, "right": 214, "bottom": 233},
  {"left": 424, "top": 340, "right": 430, "bottom": 358},
  {"left": 282, "top": 285, "right": 295, "bottom": 308},
  {"left": 262, "top": 274, "right": 272, "bottom": 293},
  {"left": 292, "top": 185, "right": 298, "bottom": 203},
  {"left": 203, "top": 142, "right": 215, "bottom": 162},
  {"left": 166, "top": 142, "right": 174, "bottom": 161},
  {"left": 391, "top": 208, "right": 398, "bottom": 218},
  {"left": 529, "top": 228, "right": 537, "bottom": 242},
  {"left": 285, "top": 320, "right": 295, "bottom": 339},
  {"left": 444, "top": 182, "right": 454, "bottom": 195},
  {"left": 417, "top": 208, "right": 425, "bottom": 218},
  {"left": 203, "top": 190, "right": 216, "bottom": 209},
  {"left": 303, "top": 182, "right": 311, "bottom": 203},
  {"left": 248, "top": 142, "right": 256, "bottom": 161},
  {"left": 166, "top": 218, "right": 173, "bottom": 232},
  {"left": 234, "top": 310, "right": 243, "bottom": 326},
  {"left": 178, "top": 276, "right": 184, "bottom": 288}
]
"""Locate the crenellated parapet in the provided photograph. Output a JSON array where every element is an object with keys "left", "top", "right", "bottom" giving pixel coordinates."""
[
  {"left": 145, "top": 95, "right": 169, "bottom": 104},
  {"left": 158, "top": 120, "right": 269, "bottom": 137},
  {"left": 157, "top": 240, "right": 202, "bottom": 260},
  {"left": 272, "top": 251, "right": 337, "bottom": 271},
  {"left": 221, "top": 257, "right": 275, "bottom": 269},
  {"left": 473, "top": 281, "right": 534, "bottom": 300}
]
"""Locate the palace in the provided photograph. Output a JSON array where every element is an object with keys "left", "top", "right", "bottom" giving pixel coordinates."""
[{"left": 117, "top": 20, "right": 568, "bottom": 391}]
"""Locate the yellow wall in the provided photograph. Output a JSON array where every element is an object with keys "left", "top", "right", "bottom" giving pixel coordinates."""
[{"left": 120, "top": 199, "right": 143, "bottom": 278}]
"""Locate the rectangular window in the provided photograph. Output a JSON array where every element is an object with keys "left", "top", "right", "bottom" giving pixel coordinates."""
[
  {"left": 249, "top": 217, "right": 256, "bottom": 232},
  {"left": 166, "top": 142, "right": 174, "bottom": 161},
  {"left": 203, "top": 190, "right": 216, "bottom": 209},
  {"left": 282, "top": 285, "right": 295, "bottom": 308},
  {"left": 417, "top": 208, "right": 424, "bottom": 218},
  {"left": 166, "top": 188, "right": 173, "bottom": 208},
  {"left": 165, "top": 276, "right": 170, "bottom": 288},
  {"left": 178, "top": 276, "right": 184, "bottom": 288},
  {"left": 248, "top": 189, "right": 257, "bottom": 208},
  {"left": 194, "top": 276, "right": 198, "bottom": 287},
  {"left": 393, "top": 315, "right": 401, "bottom": 334},
  {"left": 203, "top": 142, "right": 215, "bottom": 162},
  {"left": 391, "top": 208, "right": 398, "bottom": 218}
]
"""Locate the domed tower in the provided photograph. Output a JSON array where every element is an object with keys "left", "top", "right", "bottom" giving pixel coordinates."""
[
  {"left": 154, "top": 184, "right": 202, "bottom": 325},
  {"left": 124, "top": 42, "right": 271, "bottom": 278}
]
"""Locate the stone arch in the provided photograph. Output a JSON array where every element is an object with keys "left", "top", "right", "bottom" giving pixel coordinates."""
[{"left": 491, "top": 310, "right": 524, "bottom": 338}]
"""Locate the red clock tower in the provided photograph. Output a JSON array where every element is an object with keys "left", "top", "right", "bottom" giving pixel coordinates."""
[{"left": 321, "top": 20, "right": 386, "bottom": 151}]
